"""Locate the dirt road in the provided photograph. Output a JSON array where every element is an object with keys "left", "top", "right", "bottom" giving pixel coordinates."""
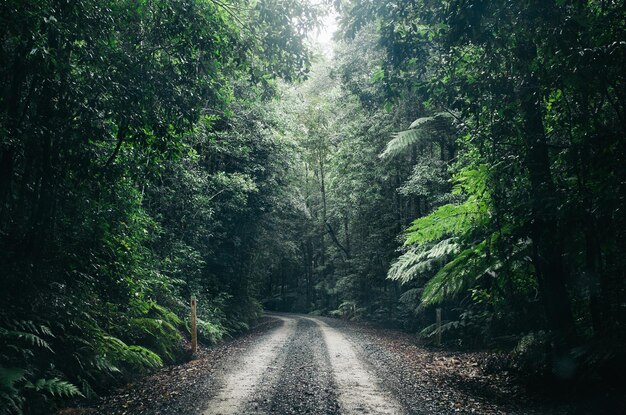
[
  {"left": 90, "top": 313, "right": 613, "bottom": 415},
  {"left": 202, "top": 314, "right": 403, "bottom": 414}
]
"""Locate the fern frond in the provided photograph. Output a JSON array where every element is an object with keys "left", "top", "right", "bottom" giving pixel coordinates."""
[
  {"left": 387, "top": 238, "right": 459, "bottom": 284},
  {"left": 404, "top": 199, "right": 484, "bottom": 246},
  {"left": 380, "top": 112, "right": 456, "bottom": 159},
  {"left": 0, "top": 368, "right": 26, "bottom": 393},
  {"left": 127, "top": 346, "right": 163, "bottom": 369},
  {"left": 91, "top": 356, "right": 121, "bottom": 375},
  {"left": 0, "top": 390, "right": 24, "bottom": 415},
  {"left": 0, "top": 328, "right": 52, "bottom": 352},
  {"left": 380, "top": 128, "right": 428, "bottom": 159},
  {"left": 419, "top": 319, "right": 464, "bottom": 338},
  {"left": 25, "top": 378, "right": 84, "bottom": 398},
  {"left": 151, "top": 303, "right": 182, "bottom": 326},
  {"left": 197, "top": 318, "right": 226, "bottom": 344},
  {"left": 101, "top": 335, "right": 163, "bottom": 370},
  {"left": 420, "top": 241, "right": 488, "bottom": 307}
]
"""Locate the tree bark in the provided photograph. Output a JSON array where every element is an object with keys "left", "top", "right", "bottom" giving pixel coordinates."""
[{"left": 519, "top": 76, "right": 576, "bottom": 346}]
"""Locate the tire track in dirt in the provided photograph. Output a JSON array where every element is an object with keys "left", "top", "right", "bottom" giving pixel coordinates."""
[
  {"left": 241, "top": 317, "right": 340, "bottom": 414},
  {"left": 307, "top": 317, "right": 406, "bottom": 415},
  {"left": 202, "top": 315, "right": 296, "bottom": 415}
]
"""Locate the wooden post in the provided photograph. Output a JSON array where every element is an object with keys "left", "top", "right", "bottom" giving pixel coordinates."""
[
  {"left": 436, "top": 307, "right": 442, "bottom": 346},
  {"left": 191, "top": 295, "right": 197, "bottom": 355}
]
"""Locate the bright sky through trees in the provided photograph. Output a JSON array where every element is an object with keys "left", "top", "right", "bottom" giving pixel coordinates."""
[{"left": 311, "top": 11, "right": 338, "bottom": 58}]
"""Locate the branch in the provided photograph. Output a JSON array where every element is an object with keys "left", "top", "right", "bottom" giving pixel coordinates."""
[
  {"left": 207, "top": 188, "right": 227, "bottom": 202},
  {"left": 325, "top": 222, "right": 350, "bottom": 259},
  {"left": 104, "top": 120, "right": 128, "bottom": 168}
]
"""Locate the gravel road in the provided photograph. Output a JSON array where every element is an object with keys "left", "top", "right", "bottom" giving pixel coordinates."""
[
  {"left": 85, "top": 313, "right": 623, "bottom": 415},
  {"left": 203, "top": 314, "right": 403, "bottom": 415}
]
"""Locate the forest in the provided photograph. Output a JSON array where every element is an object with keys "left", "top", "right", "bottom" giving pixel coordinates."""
[{"left": 1, "top": 0, "right": 625, "bottom": 414}]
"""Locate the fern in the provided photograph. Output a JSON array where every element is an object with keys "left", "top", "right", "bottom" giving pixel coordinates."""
[
  {"left": 151, "top": 303, "right": 182, "bottom": 326},
  {"left": 0, "top": 320, "right": 54, "bottom": 352},
  {"left": 380, "top": 128, "right": 428, "bottom": 159},
  {"left": 388, "top": 238, "right": 459, "bottom": 284},
  {"left": 101, "top": 335, "right": 163, "bottom": 370},
  {"left": 197, "top": 318, "right": 226, "bottom": 345},
  {"left": 420, "top": 320, "right": 455, "bottom": 338},
  {"left": 0, "top": 368, "right": 26, "bottom": 394},
  {"left": 0, "top": 329, "right": 52, "bottom": 352},
  {"left": 25, "top": 378, "right": 83, "bottom": 398},
  {"left": 420, "top": 241, "right": 490, "bottom": 307},
  {"left": 126, "top": 346, "right": 163, "bottom": 369},
  {"left": 91, "top": 355, "right": 121, "bottom": 376},
  {"left": 0, "top": 390, "right": 24, "bottom": 415},
  {"left": 404, "top": 199, "right": 484, "bottom": 246},
  {"left": 0, "top": 368, "right": 83, "bottom": 414},
  {"left": 379, "top": 112, "right": 456, "bottom": 159}
]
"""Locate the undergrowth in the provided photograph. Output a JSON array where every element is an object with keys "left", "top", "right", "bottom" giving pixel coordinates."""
[{"left": 0, "top": 292, "right": 240, "bottom": 415}]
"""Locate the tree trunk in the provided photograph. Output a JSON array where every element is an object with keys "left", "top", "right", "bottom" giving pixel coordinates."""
[{"left": 519, "top": 77, "right": 576, "bottom": 346}]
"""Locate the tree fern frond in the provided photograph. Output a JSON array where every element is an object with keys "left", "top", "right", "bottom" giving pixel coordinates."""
[
  {"left": 387, "top": 238, "right": 459, "bottom": 284},
  {"left": 379, "top": 128, "right": 427, "bottom": 159},
  {"left": 380, "top": 112, "right": 456, "bottom": 159},
  {"left": 408, "top": 114, "right": 439, "bottom": 129},
  {"left": 420, "top": 241, "right": 488, "bottom": 308},
  {"left": 404, "top": 199, "right": 484, "bottom": 246},
  {"left": 387, "top": 249, "right": 434, "bottom": 284}
]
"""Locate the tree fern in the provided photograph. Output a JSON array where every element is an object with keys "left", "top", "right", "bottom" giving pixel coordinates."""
[
  {"left": 387, "top": 238, "right": 459, "bottom": 284},
  {"left": 379, "top": 112, "right": 455, "bottom": 159},
  {"left": 420, "top": 241, "right": 489, "bottom": 307},
  {"left": 380, "top": 128, "right": 429, "bottom": 159},
  {"left": 404, "top": 198, "right": 485, "bottom": 246}
]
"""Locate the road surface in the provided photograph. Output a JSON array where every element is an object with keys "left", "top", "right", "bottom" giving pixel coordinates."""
[
  {"left": 202, "top": 314, "right": 404, "bottom": 414},
  {"left": 91, "top": 313, "right": 594, "bottom": 415}
]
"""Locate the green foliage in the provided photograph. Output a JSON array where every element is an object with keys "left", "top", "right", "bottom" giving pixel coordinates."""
[
  {"left": 379, "top": 113, "right": 455, "bottom": 159},
  {"left": 420, "top": 241, "right": 489, "bottom": 307},
  {"left": 0, "top": 368, "right": 84, "bottom": 415},
  {"left": 0, "top": 0, "right": 322, "bottom": 413},
  {"left": 403, "top": 199, "right": 484, "bottom": 246},
  {"left": 24, "top": 378, "right": 83, "bottom": 399},
  {"left": 196, "top": 318, "right": 227, "bottom": 345},
  {"left": 1, "top": 0, "right": 624, "bottom": 404},
  {"left": 387, "top": 238, "right": 459, "bottom": 284},
  {"left": 333, "top": 0, "right": 626, "bottom": 377},
  {"left": 0, "top": 321, "right": 83, "bottom": 414}
]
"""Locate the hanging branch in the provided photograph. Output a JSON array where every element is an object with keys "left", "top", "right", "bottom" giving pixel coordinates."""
[
  {"left": 104, "top": 120, "right": 129, "bottom": 168},
  {"left": 325, "top": 222, "right": 350, "bottom": 259}
]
